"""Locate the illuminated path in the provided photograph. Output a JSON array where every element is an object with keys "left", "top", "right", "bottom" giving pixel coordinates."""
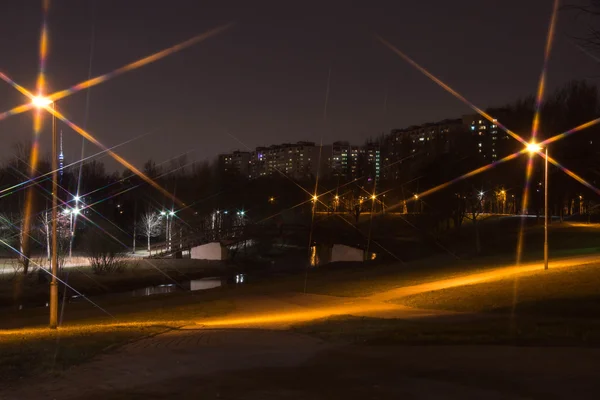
[{"left": 371, "top": 253, "right": 600, "bottom": 302}]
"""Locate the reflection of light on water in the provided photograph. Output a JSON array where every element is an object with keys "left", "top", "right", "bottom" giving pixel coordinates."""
[
  {"left": 190, "top": 278, "right": 222, "bottom": 291},
  {"left": 133, "top": 283, "right": 177, "bottom": 297},
  {"left": 310, "top": 245, "right": 319, "bottom": 267},
  {"left": 370, "top": 252, "right": 377, "bottom": 260}
]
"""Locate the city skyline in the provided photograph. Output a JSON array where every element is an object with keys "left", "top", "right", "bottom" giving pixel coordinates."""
[{"left": 0, "top": 0, "right": 597, "bottom": 171}]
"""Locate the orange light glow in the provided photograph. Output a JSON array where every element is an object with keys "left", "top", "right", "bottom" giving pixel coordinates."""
[
  {"left": 48, "top": 23, "right": 234, "bottom": 103},
  {"left": 530, "top": 0, "right": 559, "bottom": 142}
]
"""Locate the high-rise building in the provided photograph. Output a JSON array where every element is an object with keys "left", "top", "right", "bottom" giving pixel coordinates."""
[
  {"left": 462, "top": 114, "right": 511, "bottom": 160},
  {"left": 330, "top": 141, "right": 359, "bottom": 180},
  {"left": 246, "top": 142, "right": 331, "bottom": 180},
  {"left": 382, "top": 118, "right": 464, "bottom": 180},
  {"left": 218, "top": 151, "right": 251, "bottom": 177},
  {"left": 361, "top": 142, "right": 381, "bottom": 182}
]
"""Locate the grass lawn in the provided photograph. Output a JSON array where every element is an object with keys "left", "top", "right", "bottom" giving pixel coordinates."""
[
  {"left": 295, "top": 260, "right": 600, "bottom": 347},
  {"left": 294, "top": 314, "right": 600, "bottom": 347},
  {"left": 0, "top": 324, "right": 167, "bottom": 386},
  {"left": 397, "top": 262, "right": 600, "bottom": 317},
  {"left": 0, "top": 289, "right": 235, "bottom": 385}
]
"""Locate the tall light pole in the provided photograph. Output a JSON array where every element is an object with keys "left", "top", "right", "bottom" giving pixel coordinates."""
[
  {"left": 160, "top": 210, "right": 175, "bottom": 253},
  {"left": 33, "top": 96, "right": 58, "bottom": 328},
  {"left": 527, "top": 142, "right": 549, "bottom": 270}
]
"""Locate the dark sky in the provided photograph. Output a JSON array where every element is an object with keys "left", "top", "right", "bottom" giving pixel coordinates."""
[{"left": 0, "top": 0, "right": 596, "bottom": 171}]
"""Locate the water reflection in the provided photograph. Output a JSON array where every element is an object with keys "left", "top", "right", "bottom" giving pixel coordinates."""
[
  {"left": 132, "top": 273, "right": 247, "bottom": 297},
  {"left": 190, "top": 277, "right": 222, "bottom": 291},
  {"left": 132, "top": 284, "right": 178, "bottom": 297}
]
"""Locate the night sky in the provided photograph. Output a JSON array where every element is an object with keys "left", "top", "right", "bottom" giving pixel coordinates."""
[{"left": 0, "top": 0, "right": 596, "bottom": 171}]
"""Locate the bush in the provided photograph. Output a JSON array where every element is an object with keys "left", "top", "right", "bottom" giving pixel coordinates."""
[{"left": 84, "top": 234, "right": 126, "bottom": 275}]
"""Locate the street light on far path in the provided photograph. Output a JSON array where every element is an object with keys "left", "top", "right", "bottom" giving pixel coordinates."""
[{"left": 527, "top": 141, "right": 549, "bottom": 270}]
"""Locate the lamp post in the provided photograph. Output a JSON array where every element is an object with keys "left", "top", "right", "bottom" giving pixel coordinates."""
[
  {"left": 33, "top": 96, "right": 58, "bottom": 328},
  {"left": 161, "top": 210, "right": 175, "bottom": 252},
  {"left": 527, "top": 142, "right": 549, "bottom": 270}
]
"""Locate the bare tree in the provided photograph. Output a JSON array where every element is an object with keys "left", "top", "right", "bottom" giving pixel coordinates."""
[
  {"left": 564, "top": 1, "right": 600, "bottom": 51},
  {"left": 137, "top": 211, "right": 163, "bottom": 255},
  {"left": 38, "top": 211, "right": 52, "bottom": 261},
  {"left": 37, "top": 210, "right": 71, "bottom": 270}
]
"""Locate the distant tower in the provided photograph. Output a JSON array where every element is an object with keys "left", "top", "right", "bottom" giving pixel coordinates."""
[{"left": 58, "top": 130, "right": 64, "bottom": 183}]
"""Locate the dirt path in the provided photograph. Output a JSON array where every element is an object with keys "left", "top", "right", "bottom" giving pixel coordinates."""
[
  {"left": 199, "top": 292, "right": 453, "bottom": 329},
  {"left": 5, "top": 327, "right": 600, "bottom": 399}
]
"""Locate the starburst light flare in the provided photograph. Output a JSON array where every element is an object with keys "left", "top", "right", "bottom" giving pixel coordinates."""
[
  {"left": 46, "top": 105, "right": 185, "bottom": 206},
  {"left": 541, "top": 117, "right": 600, "bottom": 146},
  {"left": 375, "top": 34, "right": 529, "bottom": 147},
  {"left": 0, "top": 23, "right": 235, "bottom": 122},
  {"left": 530, "top": 0, "right": 560, "bottom": 142}
]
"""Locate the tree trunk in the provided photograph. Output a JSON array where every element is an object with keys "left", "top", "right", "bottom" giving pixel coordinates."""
[
  {"left": 147, "top": 235, "right": 151, "bottom": 255},
  {"left": 45, "top": 221, "right": 51, "bottom": 262}
]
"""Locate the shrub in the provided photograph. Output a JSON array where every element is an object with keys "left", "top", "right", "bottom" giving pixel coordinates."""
[{"left": 85, "top": 234, "right": 127, "bottom": 275}]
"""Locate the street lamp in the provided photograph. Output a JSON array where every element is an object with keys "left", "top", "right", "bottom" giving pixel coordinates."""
[
  {"left": 162, "top": 210, "right": 175, "bottom": 251},
  {"left": 527, "top": 141, "right": 549, "bottom": 270},
  {"left": 32, "top": 96, "right": 59, "bottom": 328},
  {"left": 32, "top": 95, "right": 53, "bottom": 108}
]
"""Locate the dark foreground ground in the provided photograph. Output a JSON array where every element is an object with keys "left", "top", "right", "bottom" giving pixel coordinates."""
[{"left": 4, "top": 327, "right": 600, "bottom": 399}]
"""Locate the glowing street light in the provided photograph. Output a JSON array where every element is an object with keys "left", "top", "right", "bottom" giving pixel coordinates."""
[
  {"left": 413, "top": 194, "right": 419, "bottom": 199},
  {"left": 31, "top": 95, "right": 53, "bottom": 108},
  {"left": 371, "top": 194, "right": 376, "bottom": 200},
  {"left": 160, "top": 211, "right": 166, "bottom": 216},
  {"left": 526, "top": 142, "right": 542, "bottom": 154}
]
